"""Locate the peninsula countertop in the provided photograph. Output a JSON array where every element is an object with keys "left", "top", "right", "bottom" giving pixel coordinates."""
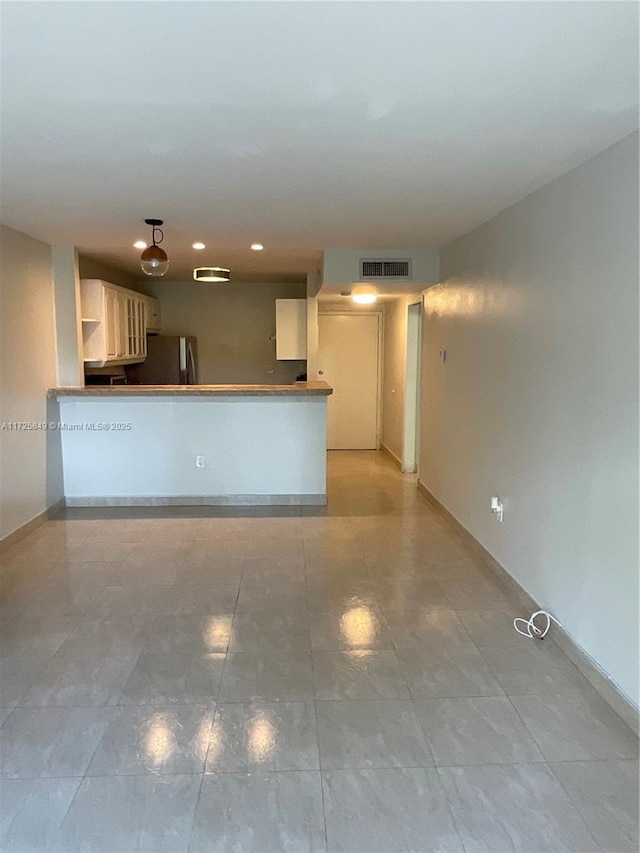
[{"left": 50, "top": 382, "right": 333, "bottom": 397}]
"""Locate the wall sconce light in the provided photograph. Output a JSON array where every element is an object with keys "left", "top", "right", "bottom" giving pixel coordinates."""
[{"left": 351, "top": 284, "right": 378, "bottom": 304}]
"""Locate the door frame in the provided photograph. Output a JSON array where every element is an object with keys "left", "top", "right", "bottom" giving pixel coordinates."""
[
  {"left": 402, "top": 300, "right": 422, "bottom": 473},
  {"left": 318, "top": 309, "right": 384, "bottom": 449}
]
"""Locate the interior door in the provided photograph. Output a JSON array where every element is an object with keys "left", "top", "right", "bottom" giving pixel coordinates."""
[{"left": 318, "top": 313, "right": 380, "bottom": 449}]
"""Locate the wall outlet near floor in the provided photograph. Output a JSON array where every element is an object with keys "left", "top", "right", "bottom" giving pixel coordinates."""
[{"left": 196, "top": 455, "right": 205, "bottom": 469}]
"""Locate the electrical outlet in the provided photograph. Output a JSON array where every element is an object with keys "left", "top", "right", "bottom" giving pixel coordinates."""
[
  {"left": 490, "top": 496, "right": 504, "bottom": 523},
  {"left": 196, "top": 455, "right": 205, "bottom": 469}
]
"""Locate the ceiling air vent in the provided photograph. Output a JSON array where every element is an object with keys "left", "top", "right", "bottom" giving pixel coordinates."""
[{"left": 360, "top": 259, "right": 412, "bottom": 279}]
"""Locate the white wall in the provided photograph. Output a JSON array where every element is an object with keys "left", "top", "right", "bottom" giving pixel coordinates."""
[
  {"left": 419, "top": 132, "right": 639, "bottom": 705},
  {"left": 0, "top": 225, "right": 62, "bottom": 540},
  {"left": 322, "top": 247, "right": 439, "bottom": 291},
  {"left": 58, "top": 396, "right": 327, "bottom": 501}
]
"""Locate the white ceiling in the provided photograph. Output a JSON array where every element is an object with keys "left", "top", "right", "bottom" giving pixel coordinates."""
[{"left": 1, "top": 1, "right": 638, "bottom": 283}]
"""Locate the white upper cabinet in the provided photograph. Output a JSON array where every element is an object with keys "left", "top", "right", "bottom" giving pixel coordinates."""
[
  {"left": 276, "top": 299, "right": 307, "bottom": 360},
  {"left": 80, "top": 279, "right": 158, "bottom": 367},
  {"left": 142, "top": 295, "right": 161, "bottom": 333}
]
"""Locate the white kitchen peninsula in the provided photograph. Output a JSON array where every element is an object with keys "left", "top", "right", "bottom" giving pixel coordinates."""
[{"left": 50, "top": 383, "right": 332, "bottom": 506}]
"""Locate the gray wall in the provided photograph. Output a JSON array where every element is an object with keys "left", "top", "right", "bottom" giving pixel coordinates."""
[
  {"left": 0, "top": 225, "right": 62, "bottom": 540},
  {"left": 78, "top": 256, "right": 141, "bottom": 290},
  {"left": 419, "top": 132, "right": 639, "bottom": 705},
  {"left": 142, "top": 280, "right": 307, "bottom": 384}
]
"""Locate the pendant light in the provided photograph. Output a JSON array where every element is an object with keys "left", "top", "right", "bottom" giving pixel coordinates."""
[{"left": 140, "top": 218, "right": 169, "bottom": 277}]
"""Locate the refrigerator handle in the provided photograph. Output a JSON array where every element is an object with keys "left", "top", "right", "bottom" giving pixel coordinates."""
[{"left": 187, "top": 341, "right": 197, "bottom": 385}]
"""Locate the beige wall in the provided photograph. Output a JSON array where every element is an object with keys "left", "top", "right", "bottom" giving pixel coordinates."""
[
  {"left": 0, "top": 225, "right": 62, "bottom": 540},
  {"left": 141, "top": 280, "right": 307, "bottom": 384},
  {"left": 420, "top": 132, "right": 639, "bottom": 705}
]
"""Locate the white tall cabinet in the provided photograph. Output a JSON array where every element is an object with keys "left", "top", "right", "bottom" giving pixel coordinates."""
[
  {"left": 275, "top": 299, "right": 307, "bottom": 360},
  {"left": 81, "top": 279, "right": 160, "bottom": 368}
]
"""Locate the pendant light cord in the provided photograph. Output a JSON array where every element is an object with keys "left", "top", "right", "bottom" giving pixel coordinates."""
[{"left": 151, "top": 225, "right": 164, "bottom": 247}]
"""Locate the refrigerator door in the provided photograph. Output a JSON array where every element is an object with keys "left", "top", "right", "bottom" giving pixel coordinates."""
[{"left": 126, "top": 336, "right": 197, "bottom": 384}]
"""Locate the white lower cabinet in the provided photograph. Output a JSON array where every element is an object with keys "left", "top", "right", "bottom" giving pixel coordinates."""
[{"left": 81, "top": 279, "right": 157, "bottom": 367}]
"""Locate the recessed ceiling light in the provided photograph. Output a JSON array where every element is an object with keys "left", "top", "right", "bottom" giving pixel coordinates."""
[
  {"left": 133, "top": 240, "right": 148, "bottom": 250},
  {"left": 251, "top": 243, "right": 264, "bottom": 251},
  {"left": 192, "top": 242, "right": 206, "bottom": 250}
]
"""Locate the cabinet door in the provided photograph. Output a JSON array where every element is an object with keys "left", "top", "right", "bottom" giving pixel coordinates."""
[
  {"left": 116, "top": 292, "right": 128, "bottom": 358},
  {"left": 136, "top": 299, "right": 146, "bottom": 356},
  {"left": 276, "top": 299, "right": 307, "bottom": 360},
  {"left": 105, "top": 288, "right": 120, "bottom": 359},
  {"left": 144, "top": 297, "right": 161, "bottom": 332}
]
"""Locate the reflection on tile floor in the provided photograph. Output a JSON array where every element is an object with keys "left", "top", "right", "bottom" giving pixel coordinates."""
[{"left": 0, "top": 451, "right": 637, "bottom": 851}]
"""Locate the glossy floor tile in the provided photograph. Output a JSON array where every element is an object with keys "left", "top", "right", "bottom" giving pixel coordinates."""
[
  {"left": 316, "top": 699, "right": 433, "bottom": 769},
  {"left": 87, "top": 704, "right": 214, "bottom": 776},
  {"left": 190, "top": 771, "right": 326, "bottom": 852},
  {"left": 119, "top": 653, "right": 225, "bottom": 706},
  {"left": 205, "top": 701, "right": 319, "bottom": 772},
  {"left": 510, "top": 691, "right": 640, "bottom": 760},
  {"left": 0, "top": 777, "right": 81, "bottom": 852},
  {"left": 438, "top": 763, "right": 600, "bottom": 851},
  {"left": 313, "top": 650, "right": 411, "bottom": 700},
  {"left": 0, "top": 707, "right": 116, "bottom": 779},
  {"left": 396, "top": 646, "right": 504, "bottom": 698},
  {"left": 323, "top": 767, "right": 463, "bottom": 852},
  {"left": 53, "top": 774, "right": 201, "bottom": 852},
  {"left": 229, "top": 612, "right": 311, "bottom": 654},
  {"left": 0, "top": 450, "right": 636, "bottom": 851},
  {"left": 550, "top": 759, "right": 639, "bottom": 851},
  {"left": 413, "top": 696, "right": 543, "bottom": 766},
  {"left": 220, "top": 650, "right": 315, "bottom": 702}
]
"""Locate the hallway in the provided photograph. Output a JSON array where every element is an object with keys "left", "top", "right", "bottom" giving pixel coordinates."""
[{"left": 0, "top": 451, "right": 637, "bottom": 851}]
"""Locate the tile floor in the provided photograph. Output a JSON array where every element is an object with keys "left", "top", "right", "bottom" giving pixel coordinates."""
[{"left": 0, "top": 451, "right": 637, "bottom": 852}]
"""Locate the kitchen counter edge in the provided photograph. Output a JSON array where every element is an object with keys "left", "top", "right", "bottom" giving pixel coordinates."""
[{"left": 49, "top": 382, "right": 333, "bottom": 397}]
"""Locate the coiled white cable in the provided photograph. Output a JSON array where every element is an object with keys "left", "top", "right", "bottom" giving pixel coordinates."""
[{"left": 513, "top": 610, "right": 561, "bottom": 639}]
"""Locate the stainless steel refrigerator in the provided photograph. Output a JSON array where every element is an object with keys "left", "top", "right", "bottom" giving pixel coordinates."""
[{"left": 126, "top": 336, "right": 198, "bottom": 385}]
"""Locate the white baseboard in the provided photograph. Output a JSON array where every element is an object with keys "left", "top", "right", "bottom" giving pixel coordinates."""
[{"left": 417, "top": 479, "right": 639, "bottom": 736}]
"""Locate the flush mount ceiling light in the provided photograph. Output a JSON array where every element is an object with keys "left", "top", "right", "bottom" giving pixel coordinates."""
[
  {"left": 140, "top": 218, "right": 169, "bottom": 277},
  {"left": 192, "top": 242, "right": 206, "bottom": 250},
  {"left": 193, "top": 267, "right": 231, "bottom": 283},
  {"left": 133, "top": 240, "right": 148, "bottom": 250},
  {"left": 251, "top": 243, "right": 264, "bottom": 251},
  {"left": 351, "top": 284, "right": 378, "bottom": 304}
]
